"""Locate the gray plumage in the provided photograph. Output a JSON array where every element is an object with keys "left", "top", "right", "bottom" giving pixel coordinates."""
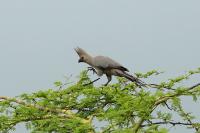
[{"left": 75, "top": 47, "right": 144, "bottom": 86}]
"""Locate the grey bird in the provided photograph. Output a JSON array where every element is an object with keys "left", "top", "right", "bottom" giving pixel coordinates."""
[{"left": 75, "top": 47, "right": 144, "bottom": 86}]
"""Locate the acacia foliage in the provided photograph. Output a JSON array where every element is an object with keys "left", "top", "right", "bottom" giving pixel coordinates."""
[{"left": 0, "top": 68, "right": 200, "bottom": 133}]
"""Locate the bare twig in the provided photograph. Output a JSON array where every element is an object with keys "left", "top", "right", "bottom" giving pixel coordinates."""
[
  {"left": 146, "top": 83, "right": 176, "bottom": 90},
  {"left": 164, "top": 101, "right": 173, "bottom": 110},
  {"left": 141, "top": 121, "right": 198, "bottom": 127},
  {"left": 188, "top": 83, "right": 200, "bottom": 91},
  {"left": 83, "top": 78, "right": 101, "bottom": 86}
]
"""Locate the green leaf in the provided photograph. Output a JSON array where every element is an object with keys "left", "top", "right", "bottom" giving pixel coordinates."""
[{"left": 54, "top": 81, "right": 62, "bottom": 87}]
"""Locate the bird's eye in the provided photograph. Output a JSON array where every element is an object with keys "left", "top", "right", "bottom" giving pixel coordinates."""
[{"left": 81, "top": 57, "right": 84, "bottom": 60}]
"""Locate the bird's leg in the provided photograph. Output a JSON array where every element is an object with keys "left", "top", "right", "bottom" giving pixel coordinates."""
[
  {"left": 87, "top": 67, "right": 97, "bottom": 74},
  {"left": 104, "top": 74, "right": 112, "bottom": 86}
]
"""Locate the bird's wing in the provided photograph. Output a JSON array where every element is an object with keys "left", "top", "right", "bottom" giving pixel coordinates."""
[{"left": 93, "top": 56, "right": 129, "bottom": 72}]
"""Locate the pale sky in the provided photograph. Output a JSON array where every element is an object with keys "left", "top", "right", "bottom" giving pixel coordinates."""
[{"left": 0, "top": 1, "right": 200, "bottom": 132}]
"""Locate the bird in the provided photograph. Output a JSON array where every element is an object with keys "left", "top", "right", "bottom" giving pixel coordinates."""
[{"left": 74, "top": 47, "right": 145, "bottom": 86}]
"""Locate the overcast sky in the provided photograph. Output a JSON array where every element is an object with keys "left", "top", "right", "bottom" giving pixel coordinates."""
[{"left": 0, "top": 1, "right": 200, "bottom": 132}]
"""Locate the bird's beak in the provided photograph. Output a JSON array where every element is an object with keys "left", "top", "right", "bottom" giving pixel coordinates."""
[{"left": 78, "top": 58, "right": 83, "bottom": 63}]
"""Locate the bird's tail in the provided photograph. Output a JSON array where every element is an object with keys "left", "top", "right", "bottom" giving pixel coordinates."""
[{"left": 116, "top": 71, "right": 146, "bottom": 87}]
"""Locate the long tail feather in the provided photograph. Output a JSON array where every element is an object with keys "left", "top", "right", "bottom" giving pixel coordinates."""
[{"left": 116, "top": 71, "right": 146, "bottom": 87}]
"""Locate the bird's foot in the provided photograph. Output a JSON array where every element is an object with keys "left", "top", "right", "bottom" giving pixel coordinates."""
[{"left": 87, "top": 67, "right": 97, "bottom": 74}]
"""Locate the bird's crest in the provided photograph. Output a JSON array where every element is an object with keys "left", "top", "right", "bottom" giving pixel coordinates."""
[{"left": 74, "top": 47, "right": 88, "bottom": 56}]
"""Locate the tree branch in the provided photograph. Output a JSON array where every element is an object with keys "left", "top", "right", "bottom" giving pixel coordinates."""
[
  {"left": 153, "top": 82, "right": 200, "bottom": 109},
  {"left": 0, "top": 96, "right": 90, "bottom": 124},
  {"left": 141, "top": 121, "right": 198, "bottom": 127},
  {"left": 83, "top": 78, "right": 100, "bottom": 86},
  {"left": 133, "top": 82, "right": 200, "bottom": 133}
]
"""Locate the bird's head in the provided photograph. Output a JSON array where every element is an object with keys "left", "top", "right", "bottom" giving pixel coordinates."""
[{"left": 74, "top": 47, "right": 90, "bottom": 63}]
